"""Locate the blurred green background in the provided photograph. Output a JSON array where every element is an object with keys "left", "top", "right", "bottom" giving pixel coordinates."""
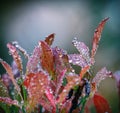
[{"left": 0, "top": 0, "right": 120, "bottom": 112}]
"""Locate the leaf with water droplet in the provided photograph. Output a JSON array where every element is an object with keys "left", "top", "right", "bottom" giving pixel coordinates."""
[
  {"left": 26, "top": 45, "right": 41, "bottom": 74},
  {"left": 0, "top": 58, "right": 20, "bottom": 93},
  {"left": 7, "top": 43, "right": 23, "bottom": 73},
  {"left": 0, "top": 80, "right": 9, "bottom": 97},
  {"left": 40, "top": 41, "right": 55, "bottom": 80},
  {"left": 93, "top": 93, "right": 112, "bottom": 113},
  {"left": 91, "top": 18, "right": 109, "bottom": 63},
  {"left": 12, "top": 41, "right": 29, "bottom": 59},
  {"left": 45, "top": 87, "right": 56, "bottom": 112},
  {"left": 23, "top": 72, "right": 50, "bottom": 112},
  {"left": 69, "top": 38, "right": 91, "bottom": 68},
  {"left": 0, "top": 97, "right": 19, "bottom": 107},
  {"left": 92, "top": 67, "right": 113, "bottom": 91}
]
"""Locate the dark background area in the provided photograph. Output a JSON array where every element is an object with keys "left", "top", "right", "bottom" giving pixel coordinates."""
[{"left": 0, "top": 0, "right": 120, "bottom": 112}]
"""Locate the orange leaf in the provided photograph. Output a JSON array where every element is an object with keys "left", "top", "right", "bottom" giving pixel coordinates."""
[
  {"left": 91, "top": 18, "right": 109, "bottom": 63},
  {"left": 45, "top": 33, "right": 55, "bottom": 46},
  {"left": 79, "top": 65, "right": 90, "bottom": 80},
  {"left": 93, "top": 93, "right": 112, "bottom": 113},
  {"left": 40, "top": 41, "right": 55, "bottom": 79}
]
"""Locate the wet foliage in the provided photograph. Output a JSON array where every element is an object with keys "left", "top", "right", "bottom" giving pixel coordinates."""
[{"left": 0, "top": 18, "right": 119, "bottom": 113}]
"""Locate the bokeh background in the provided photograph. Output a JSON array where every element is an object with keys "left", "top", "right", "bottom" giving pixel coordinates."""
[{"left": 0, "top": 0, "right": 120, "bottom": 112}]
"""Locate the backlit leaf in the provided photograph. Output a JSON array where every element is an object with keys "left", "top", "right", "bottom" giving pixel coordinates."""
[
  {"left": 91, "top": 17, "right": 109, "bottom": 63},
  {"left": 93, "top": 93, "right": 112, "bottom": 113}
]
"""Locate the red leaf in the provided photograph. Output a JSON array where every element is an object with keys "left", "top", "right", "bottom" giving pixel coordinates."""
[
  {"left": 91, "top": 18, "right": 109, "bottom": 63},
  {"left": 23, "top": 72, "right": 50, "bottom": 112},
  {"left": 7, "top": 43, "right": 23, "bottom": 72},
  {"left": 45, "top": 33, "right": 55, "bottom": 46},
  {"left": 40, "top": 41, "right": 55, "bottom": 79},
  {"left": 93, "top": 93, "right": 112, "bottom": 113}
]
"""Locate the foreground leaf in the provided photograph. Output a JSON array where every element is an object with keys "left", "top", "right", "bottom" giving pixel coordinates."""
[
  {"left": 93, "top": 93, "right": 112, "bottom": 113},
  {"left": 23, "top": 72, "right": 50, "bottom": 112}
]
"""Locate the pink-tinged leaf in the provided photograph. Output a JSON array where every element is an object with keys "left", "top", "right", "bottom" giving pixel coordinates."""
[
  {"left": 113, "top": 71, "right": 120, "bottom": 87},
  {"left": 7, "top": 43, "right": 23, "bottom": 72},
  {"left": 72, "top": 38, "right": 90, "bottom": 60},
  {"left": 45, "top": 33, "right": 55, "bottom": 46},
  {"left": 45, "top": 87, "right": 56, "bottom": 112},
  {"left": 0, "top": 58, "right": 20, "bottom": 92},
  {"left": 23, "top": 72, "right": 50, "bottom": 112},
  {"left": 55, "top": 69, "right": 67, "bottom": 95},
  {"left": 93, "top": 93, "right": 112, "bottom": 113},
  {"left": 39, "top": 98, "right": 52, "bottom": 112},
  {"left": 53, "top": 47, "right": 73, "bottom": 75},
  {"left": 79, "top": 65, "right": 90, "bottom": 80},
  {"left": 39, "top": 41, "right": 55, "bottom": 79},
  {"left": 69, "top": 37, "right": 91, "bottom": 68},
  {"left": 26, "top": 46, "right": 41, "bottom": 74},
  {"left": 92, "top": 67, "right": 113, "bottom": 90},
  {"left": 113, "top": 71, "right": 120, "bottom": 102},
  {"left": 69, "top": 54, "right": 89, "bottom": 68},
  {"left": 57, "top": 74, "right": 80, "bottom": 104},
  {"left": 0, "top": 97, "right": 19, "bottom": 107},
  {"left": 12, "top": 41, "right": 29, "bottom": 59},
  {"left": 91, "top": 17, "right": 109, "bottom": 63}
]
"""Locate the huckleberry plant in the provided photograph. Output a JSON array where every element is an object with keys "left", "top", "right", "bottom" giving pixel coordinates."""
[{"left": 0, "top": 18, "right": 119, "bottom": 113}]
